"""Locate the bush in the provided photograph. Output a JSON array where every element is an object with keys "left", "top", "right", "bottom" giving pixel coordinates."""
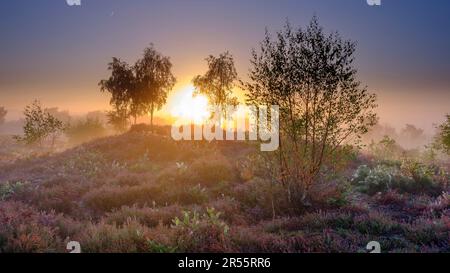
[
  {"left": 353, "top": 162, "right": 445, "bottom": 196},
  {"left": 0, "top": 181, "right": 30, "bottom": 201},
  {"left": 352, "top": 165, "right": 394, "bottom": 195},
  {"left": 0, "top": 201, "right": 64, "bottom": 252},
  {"left": 171, "top": 208, "right": 230, "bottom": 252}
]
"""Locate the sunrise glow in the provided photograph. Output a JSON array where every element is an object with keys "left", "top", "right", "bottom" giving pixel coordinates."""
[{"left": 168, "top": 85, "right": 210, "bottom": 124}]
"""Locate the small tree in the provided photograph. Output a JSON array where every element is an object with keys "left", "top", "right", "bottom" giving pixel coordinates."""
[
  {"left": 0, "top": 107, "right": 7, "bottom": 125},
  {"left": 134, "top": 45, "right": 176, "bottom": 130},
  {"left": 192, "top": 51, "right": 238, "bottom": 119},
  {"left": 15, "top": 100, "right": 63, "bottom": 148}
]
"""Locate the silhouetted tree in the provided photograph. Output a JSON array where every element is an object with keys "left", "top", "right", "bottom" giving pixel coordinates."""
[
  {"left": 193, "top": 52, "right": 238, "bottom": 119},
  {"left": 243, "top": 17, "right": 378, "bottom": 202},
  {"left": 0, "top": 107, "right": 7, "bottom": 125},
  {"left": 134, "top": 45, "right": 176, "bottom": 130},
  {"left": 99, "top": 57, "right": 135, "bottom": 124}
]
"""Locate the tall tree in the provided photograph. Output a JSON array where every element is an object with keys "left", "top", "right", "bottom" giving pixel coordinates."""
[
  {"left": 192, "top": 52, "right": 238, "bottom": 119},
  {"left": 0, "top": 107, "right": 7, "bottom": 125},
  {"left": 134, "top": 45, "right": 176, "bottom": 130},
  {"left": 243, "top": 17, "right": 377, "bottom": 202}
]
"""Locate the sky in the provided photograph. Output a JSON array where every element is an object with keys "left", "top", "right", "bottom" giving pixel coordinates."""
[{"left": 0, "top": 0, "right": 449, "bottom": 132}]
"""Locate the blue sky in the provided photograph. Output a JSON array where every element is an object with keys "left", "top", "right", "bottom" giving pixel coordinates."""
[{"left": 0, "top": 0, "right": 449, "bottom": 130}]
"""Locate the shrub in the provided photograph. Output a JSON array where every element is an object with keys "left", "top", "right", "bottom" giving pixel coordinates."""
[
  {"left": 171, "top": 208, "right": 230, "bottom": 252},
  {"left": 0, "top": 201, "right": 63, "bottom": 252},
  {"left": 353, "top": 162, "right": 445, "bottom": 196},
  {"left": 352, "top": 165, "right": 394, "bottom": 195},
  {"left": 0, "top": 181, "right": 30, "bottom": 201}
]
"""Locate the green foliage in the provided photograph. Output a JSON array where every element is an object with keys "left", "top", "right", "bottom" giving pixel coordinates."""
[
  {"left": 65, "top": 118, "right": 107, "bottom": 144},
  {"left": 192, "top": 51, "right": 238, "bottom": 117},
  {"left": 437, "top": 114, "right": 450, "bottom": 155},
  {"left": 171, "top": 208, "right": 230, "bottom": 252},
  {"left": 14, "top": 100, "right": 63, "bottom": 147},
  {"left": 353, "top": 164, "right": 394, "bottom": 195},
  {"left": 147, "top": 240, "right": 177, "bottom": 253},
  {"left": 0, "top": 181, "right": 30, "bottom": 201},
  {"left": 353, "top": 161, "right": 444, "bottom": 196},
  {"left": 172, "top": 208, "right": 229, "bottom": 235}
]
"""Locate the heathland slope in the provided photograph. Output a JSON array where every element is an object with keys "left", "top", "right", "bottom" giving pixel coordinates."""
[{"left": 0, "top": 131, "right": 448, "bottom": 253}]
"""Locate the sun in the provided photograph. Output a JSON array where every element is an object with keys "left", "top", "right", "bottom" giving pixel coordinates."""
[{"left": 168, "top": 85, "right": 210, "bottom": 124}]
